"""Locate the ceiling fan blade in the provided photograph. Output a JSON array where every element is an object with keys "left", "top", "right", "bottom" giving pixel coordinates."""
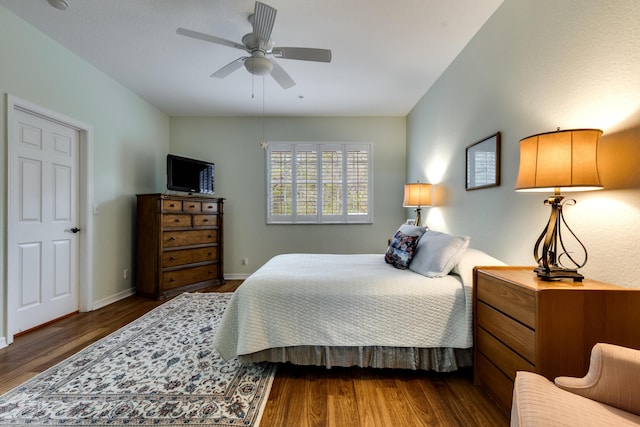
[
  {"left": 252, "top": 1, "right": 277, "bottom": 42},
  {"left": 272, "top": 47, "right": 332, "bottom": 63},
  {"left": 176, "top": 27, "right": 247, "bottom": 51},
  {"left": 269, "top": 60, "right": 295, "bottom": 89},
  {"left": 211, "top": 57, "right": 247, "bottom": 78}
]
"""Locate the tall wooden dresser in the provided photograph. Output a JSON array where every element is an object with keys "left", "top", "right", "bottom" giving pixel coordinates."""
[
  {"left": 473, "top": 266, "right": 640, "bottom": 413},
  {"left": 135, "top": 193, "right": 224, "bottom": 299}
]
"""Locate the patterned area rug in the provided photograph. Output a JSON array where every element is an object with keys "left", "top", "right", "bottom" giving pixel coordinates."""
[{"left": 0, "top": 293, "right": 276, "bottom": 426}]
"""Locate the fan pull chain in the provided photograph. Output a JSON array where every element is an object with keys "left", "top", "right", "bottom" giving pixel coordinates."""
[{"left": 261, "top": 76, "right": 266, "bottom": 144}]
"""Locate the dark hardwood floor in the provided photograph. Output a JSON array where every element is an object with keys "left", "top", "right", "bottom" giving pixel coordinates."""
[{"left": 0, "top": 281, "right": 508, "bottom": 426}]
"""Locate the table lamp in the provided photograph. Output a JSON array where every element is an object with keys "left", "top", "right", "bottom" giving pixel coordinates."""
[
  {"left": 403, "top": 182, "right": 432, "bottom": 227},
  {"left": 515, "top": 128, "right": 603, "bottom": 281}
]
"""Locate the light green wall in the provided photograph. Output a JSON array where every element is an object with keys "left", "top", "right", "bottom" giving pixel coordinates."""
[
  {"left": 407, "top": 0, "right": 640, "bottom": 287},
  {"left": 0, "top": 4, "right": 170, "bottom": 340},
  {"left": 169, "top": 116, "right": 406, "bottom": 276}
]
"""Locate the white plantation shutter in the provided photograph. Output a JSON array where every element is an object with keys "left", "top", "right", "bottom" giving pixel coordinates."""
[
  {"left": 347, "top": 149, "right": 368, "bottom": 216},
  {"left": 294, "top": 144, "right": 318, "bottom": 221},
  {"left": 268, "top": 149, "right": 292, "bottom": 217},
  {"left": 267, "top": 142, "right": 373, "bottom": 224}
]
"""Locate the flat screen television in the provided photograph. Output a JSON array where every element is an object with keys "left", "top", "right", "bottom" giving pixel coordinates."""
[{"left": 167, "top": 154, "right": 215, "bottom": 194}]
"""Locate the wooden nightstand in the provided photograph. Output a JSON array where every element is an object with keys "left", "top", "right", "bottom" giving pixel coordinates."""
[{"left": 473, "top": 266, "right": 640, "bottom": 413}]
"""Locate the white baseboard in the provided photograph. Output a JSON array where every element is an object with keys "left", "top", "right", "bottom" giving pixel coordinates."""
[
  {"left": 224, "top": 274, "right": 251, "bottom": 280},
  {"left": 91, "top": 279, "right": 245, "bottom": 311},
  {"left": 91, "top": 287, "right": 136, "bottom": 311},
  {"left": 0, "top": 337, "right": 7, "bottom": 350}
]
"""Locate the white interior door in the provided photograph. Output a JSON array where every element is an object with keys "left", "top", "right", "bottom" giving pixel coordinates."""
[{"left": 8, "top": 108, "right": 80, "bottom": 334}]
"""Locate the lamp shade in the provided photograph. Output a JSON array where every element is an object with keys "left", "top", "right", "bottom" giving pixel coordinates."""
[
  {"left": 403, "top": 183, "right": 432, "bottom": 207},
  {"left": 515, "top": 129, "right": 603, "bottom": 192}
]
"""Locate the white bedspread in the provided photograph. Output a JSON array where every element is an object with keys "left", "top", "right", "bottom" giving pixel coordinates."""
[{"left": 213, "top": 253, "right": 473, "bottom": 361}]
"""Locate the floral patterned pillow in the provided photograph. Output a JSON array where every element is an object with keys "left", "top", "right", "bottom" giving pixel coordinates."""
[{"left": 385, "top": 230, "right": 420, "bottom": 269}]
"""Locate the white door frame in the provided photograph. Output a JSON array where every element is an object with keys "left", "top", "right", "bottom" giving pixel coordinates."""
[{"left": 6, "top": 94, "right": 94, "bottom": 345}]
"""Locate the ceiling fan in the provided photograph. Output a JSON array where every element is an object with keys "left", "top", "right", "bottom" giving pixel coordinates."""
[{"left": 176, "top": 1, "right": 332, "bottom": 89}]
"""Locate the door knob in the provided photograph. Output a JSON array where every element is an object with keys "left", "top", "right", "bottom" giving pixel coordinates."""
[{"left": 70, "top": 227, "right": 81, "bottom": 233}]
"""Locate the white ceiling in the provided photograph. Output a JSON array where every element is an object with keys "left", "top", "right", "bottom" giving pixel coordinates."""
[{"left": 1, "top": 0, "right": 503, "bottom": 117}]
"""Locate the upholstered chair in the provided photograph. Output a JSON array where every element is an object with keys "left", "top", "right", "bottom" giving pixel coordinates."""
[{"left": 511, "top": 343, "right": 640, "bottom": 426}]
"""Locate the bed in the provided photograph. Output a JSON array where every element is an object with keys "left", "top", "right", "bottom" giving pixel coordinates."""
[{"left": 213, "top": 233, "right": 505, "bottom": 372}]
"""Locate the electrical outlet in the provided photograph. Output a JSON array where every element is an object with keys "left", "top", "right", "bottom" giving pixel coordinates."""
[
  {"left": 242, "top": 258, "right": 249, "bottom": 266},
  {"left": 123, "top": 268, "right": 129, "bottom": 280}
]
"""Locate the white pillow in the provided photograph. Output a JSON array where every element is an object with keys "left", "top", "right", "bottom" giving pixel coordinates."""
[
  {"left": 409, "top": 231, "right": 470, "bottom": 278},
  {"left": 396, "top": 223, "right": 428, "bottom": 237},
  {"left": 452, "top": 247, "right": 507, "bottom": 287}
]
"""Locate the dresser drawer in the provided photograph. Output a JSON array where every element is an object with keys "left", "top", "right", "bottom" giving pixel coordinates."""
[
  {"left": 162, "top": 264, "right": 219, "bottom": 289},
  {"left": 162, "top": 214, "right": 192, "bottom": 228},
  {"left": 162, "top": 199, "right": 183, "bottom": 212},
  {"left": 193, "top": 214, "right": 218, "bottom": 227},
  {"left": 183, "top": 201, "right": 202, "bottom": 213},
  {"left": 477, "top": 273, "right": 535, "bottom": 328},
  {"left": 163, "top": 230, "right": 218, "bottom": 247},
  {"left": 201, "top": 201, "right": 219, "bottom": 213},
  {"left": 162, "top": 246, "right": 218, "bottom": 267},
  {"left": 477, "top": 327, "right": 534, "bottom": 380},
  {"left": 477, "top": 301, "right": 536, "bottom": 363}
]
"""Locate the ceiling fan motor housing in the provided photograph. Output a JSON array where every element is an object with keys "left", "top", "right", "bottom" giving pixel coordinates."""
[
  {"left": 241, "top": 32, "right": 275, "bottom": 75},
  {"left": 242, "top": 33, "right": 274, "bottom": 52}
]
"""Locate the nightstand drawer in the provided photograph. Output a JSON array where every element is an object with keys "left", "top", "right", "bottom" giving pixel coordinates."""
[
  {"left": 477, "top": 273, "right": 535, "bottom": 328},
  {"left": 476, "top": 352, "right": 514, "bottom": 412},
  {"left": 477, "top": 301, "right": 535, "bottom": 363},
  {"left": 477, "top": 327, "right": 534, "bottom": 380}
]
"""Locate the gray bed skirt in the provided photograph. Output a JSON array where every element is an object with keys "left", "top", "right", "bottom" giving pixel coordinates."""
[{"left": 238, "top": 346, "right": 473, "bottom": 372}]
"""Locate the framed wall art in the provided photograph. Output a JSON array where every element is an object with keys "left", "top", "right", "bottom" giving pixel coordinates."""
[{"left": 465, "top": 132, "right": 501, "bottom": 191}]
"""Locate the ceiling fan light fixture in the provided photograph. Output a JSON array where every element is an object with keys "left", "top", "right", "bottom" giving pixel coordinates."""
[
  {"left": 245, "top": 56, "right": 273, "bottom": 76},
  {"left": 48, "top": 0, "right": 69, "bottom": 10}
]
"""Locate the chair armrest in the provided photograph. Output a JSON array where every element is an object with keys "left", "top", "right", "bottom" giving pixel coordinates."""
[{"left": 554, "top": 343, "right": 640, "bottom": 415}]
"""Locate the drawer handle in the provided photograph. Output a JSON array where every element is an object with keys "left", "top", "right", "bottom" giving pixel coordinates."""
[
  {"left": 169, "top": 237, "right": 176, "bottom": 241},
  {"left": 203, "top": 219, "right": 209, "bottom": 222},
  {"left": 208, "top": 252, "right": 212, "bottom": 256},
  {"left": 174, "top": 219, "right": 181, "bottom": 223},
  {"left": 169, "top": 278, "right": 175, "bottom": 282},
  {"left": 208, "top": 270, "right": 213, "bottom": 274},
  {"left": 169, "top": 203, "right": 176, "bottom": 207},
  {"left": 169, "top": 256, "right": 175, "bottom": 261},
  {"left": 189, "top": 204, "right": 195, "bottom": 208},
  {"left": 207, "top": 235, "right": 213, "bottom": 238}
]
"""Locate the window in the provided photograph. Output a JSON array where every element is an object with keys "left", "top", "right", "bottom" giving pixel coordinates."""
[{"left": 267, "top": 142, "right": 373, "bottom": 224}]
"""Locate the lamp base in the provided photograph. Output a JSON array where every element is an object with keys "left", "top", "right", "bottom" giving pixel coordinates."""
[
  {"left": 413, "top": 208, "right": 423, "bottom": 227},
  {"left": 534, "top": 266, "right": 583, "bottom": 282}
]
